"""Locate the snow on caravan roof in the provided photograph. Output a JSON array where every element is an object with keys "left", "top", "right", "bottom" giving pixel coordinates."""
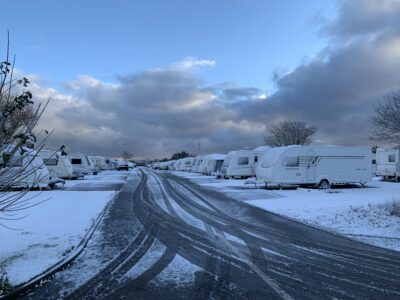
[
  {"left": 205, "top": 153, "right": 226, "bottom": 160},
  {"left": 254, "top": 146, "right": 272, "bottom": 153},
  {"left": 260, "top": 145, "right": 298, "bottom": 168},
  {"left": 1, "top": 144, "right": 39, "bottom": 156}
]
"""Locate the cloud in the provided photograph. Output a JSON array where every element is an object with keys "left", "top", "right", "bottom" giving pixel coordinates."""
[
  {"left": 233, "top": 29, "right": 400, "bottom": 145},
  {"left": 172, "top": 56, "right": 216, "bottom": 71},
  {"left": 226, "top": 0, "right": 400, "bottom": 147},
  {"left": 34, "top": 67, "right": 262, "bottom": 158},
  {"left": 30, "top": 0, "right": 400, "bottom": 158},
  {"left": 324, "top": 0, "right": 400, "bottom": 39}
]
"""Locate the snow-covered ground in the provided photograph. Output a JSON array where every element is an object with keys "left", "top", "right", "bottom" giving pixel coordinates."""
[
  {"left": 172, "top": 171, "right": 400, "bottom": 252},
  {"left": 63, "top": 171, "right": 128, "bottom": 189},
  {"left": 0, "top": 171, "right": 124, "bottom": 287}
]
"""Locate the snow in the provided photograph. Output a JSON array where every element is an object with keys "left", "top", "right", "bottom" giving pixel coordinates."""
[
  {"left": 124, "top": 240, "right": 167, "bottom": 280},
  {"left": 152, "top": 254, "right": 201, "bottom": 286},
  {"left": 63, "top": 171, "right": 127, "bottom": 189},
  {"left": 0, "top": 174, "right": 119, "bottom": 286},
  {"left": 172, "top": 171, "right": 400, "bottom": 252}
]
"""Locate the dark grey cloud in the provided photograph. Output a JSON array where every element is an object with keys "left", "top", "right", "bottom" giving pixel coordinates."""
[
  {"left": 229, "top": 1, "right": 400, "bottom": 146},
  {"left": 35, "top": 0, "right": 400, "bottom": 158},
  {"left": 324, "top": 0, "right": 400, "bottom": 39},
  {"left": 37, "top": 69, "right": 257, "bottom": 158}
]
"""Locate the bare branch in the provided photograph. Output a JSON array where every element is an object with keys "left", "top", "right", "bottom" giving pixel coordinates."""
[
  {"left": 265, "top": 120, "right": 318, "bottom": 147},
  {"left": 370, "top": 90, "right": 400, "bottom": 147}
]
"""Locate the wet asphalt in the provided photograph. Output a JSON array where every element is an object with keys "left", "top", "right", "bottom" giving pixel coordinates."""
[{"left": 24, "top": 168, "right": 400, "bottom": 300}]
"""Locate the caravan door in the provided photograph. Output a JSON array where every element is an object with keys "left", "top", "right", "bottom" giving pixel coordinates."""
[{"left": 306, "top": 150, "right": 316, "bottom": 181}]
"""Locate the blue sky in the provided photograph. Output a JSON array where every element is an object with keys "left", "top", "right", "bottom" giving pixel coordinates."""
[{"left": 1, "top": 0, "right": 335, "bottom": 92}]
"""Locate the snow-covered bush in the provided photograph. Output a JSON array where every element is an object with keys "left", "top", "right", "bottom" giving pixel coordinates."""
[
  {"left": 0, "top": 270, "right": 13, "bottom": 295},
  {"left": 379, "top": 200, "right": 400, "bottom": 217}
]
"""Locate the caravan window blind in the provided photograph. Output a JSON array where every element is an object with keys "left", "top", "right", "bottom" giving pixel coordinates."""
[
  {"left": 285, "top": 156, "right": 299, "bottom": 167},
  {"left": 237, "top": 157, "right": 249, "bottom": 165},
  {"left": 44, "top": 158, "right": 58, "bottom": 166}
]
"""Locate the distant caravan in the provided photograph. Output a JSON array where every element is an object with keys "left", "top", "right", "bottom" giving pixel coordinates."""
[
  {"left": 256, "top": 145, "right": 372, "bottom": 189},
  {"left": 191, "top": 156, "right": 204, "bottom": 173},
  {"left": 70, "top": 153, "right": 98, "bottom": 175},
  {"left": 178, "top": 157, "right": 195, "bottom": 171},
  {"left": 39, "top": 149, "right": 78, "bottom": 180},
  {"left": 201, "top": 154, "right": 226, "bottom": 175},
  {"left": 88, "top": 156, "right": 108, "bottom": 171},
  {"left": 376, "top": 148, "right": 400, "bottom": 181},
  {"left": 219, "top": 150, "right": 255, "bottom": 179}
]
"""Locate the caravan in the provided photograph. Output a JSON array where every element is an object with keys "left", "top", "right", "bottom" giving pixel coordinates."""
[
  {"left": 220, "top": 150, "right": 255, "bottom": 178},
  {"left": 178, "top": 157, "right": 195, "bottom": 171},
  {"left": 168, "top": 160, "right": 177, "bottom": 170},
  {"left": 202, "top": 154, "right": 226, "bottom": 175},
  {"left": 376, "top": 148, "right": 400, "bottom": 181},
  {"left": 88, "top": 156, "right": 108, "bottom": 171},
  {"left": 69, "top": 153, "right": 97, "bottom": 175},
  {"left": 256, "top": 145, "right": 372, "bottom": 188},
  {"left": 0, "top": 146, "right": 64, "bottom": 189},
  {"left": 252, "top": 146, "right": 272, "bottom": 174},
  {"left": 191, "top": 156, "right": 204, "bottom": 173},
  {"left": 39, "top": 149, "right": 77, "bottom": 179}
]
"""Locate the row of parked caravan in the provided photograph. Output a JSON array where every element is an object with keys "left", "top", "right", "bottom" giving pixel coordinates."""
[
  {"left": 0, "top": 145, "right": 136, "bottom": 189},
  {"left": 152, "top": 145, "right": 400, "bottom": 188}
]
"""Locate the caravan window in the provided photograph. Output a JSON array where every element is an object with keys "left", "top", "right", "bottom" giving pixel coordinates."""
[
  {"left": 388, "top": 154, "right": 396, "bottom": 163},
  {"left": 284, "top": 156, "right": 299, "bottom": 167},
  {"left": 8, "top": 157, "right": 23, "bottom": 167},
  {"left": 71, "top": 158, "right": 82, "bottom": 165},
  {"left": 237, "top": 157, "right": 249, "bottom": 165},
  {"left": 44, "top": 158, "right": 58, "bottom": 166},
  {"left": 254, "top": 156, "right": 258, "bottom": 163}
]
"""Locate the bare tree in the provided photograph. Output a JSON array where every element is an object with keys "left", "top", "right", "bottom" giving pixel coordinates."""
[
  {"left": 121, "top": 151, "right": 133, "bottom": 161},
  {"left": 265, "top": 120, "right": 318, "bottom": 147},
  {"left": 371, "top": 91, "right": 400, "bottom": 146},
  {"left": 0, "top": 33, "right": 49, "bottom": 222},
  {"left": 171, "top": 151, "right": 192, "bottom": 160}
]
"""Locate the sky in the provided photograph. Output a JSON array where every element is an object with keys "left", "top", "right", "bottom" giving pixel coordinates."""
[{"left": 1, "top": 0, "right": 400, "bottom": 159}]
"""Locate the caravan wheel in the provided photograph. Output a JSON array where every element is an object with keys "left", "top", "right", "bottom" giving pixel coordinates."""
[{"left": 318, "top": 179, "right": 330, "bottom": 189}]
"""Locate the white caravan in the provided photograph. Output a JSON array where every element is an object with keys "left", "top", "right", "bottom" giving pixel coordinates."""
[
  {"left": 256, "top": 145, "right": 372, "bottom": 188},
  {"left": 69, "top": 153, "right": 97, "bottom": 175},
  {"left": 39, "top": 149, "right": 77, "bottom": 179},
  {"left": 220, "top": 150, "right": 255, "bottom": 178},
  {"left": 104, "top": 157, "right": 117, "bottom": 170},
  {"left": 158, "top": 161, "right": 170, "bottom": 170},
  {"left": 376, "top": 148, "right": 400, "bottom": 181},
  {"left": 167, "top": 160, "right": 175, "bottom": 170},
  {"left": 202, "top": 153, "right": 227, "bottom": 175},
  {"left": 191, "top": 156, "right": 204, "bottom": 173},
  {"left": 252, "top": 146, "right": 272, "bottom": 174},
  {"left": 88, "top": 156, "right": 108, "bottom": 171},
  {"left": 172, "top": 159, "right": 182, "bottom": 171},
  {"left": 0, "top": 146, "right": 64, "bottom": 189},
  {"left": 178, "top": 157, "right": 195, "bottom": 171}
]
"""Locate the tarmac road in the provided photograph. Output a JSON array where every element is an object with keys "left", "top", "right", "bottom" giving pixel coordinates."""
[{"left": 26, "top": 168, "right": 400, "bottom": 299}]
